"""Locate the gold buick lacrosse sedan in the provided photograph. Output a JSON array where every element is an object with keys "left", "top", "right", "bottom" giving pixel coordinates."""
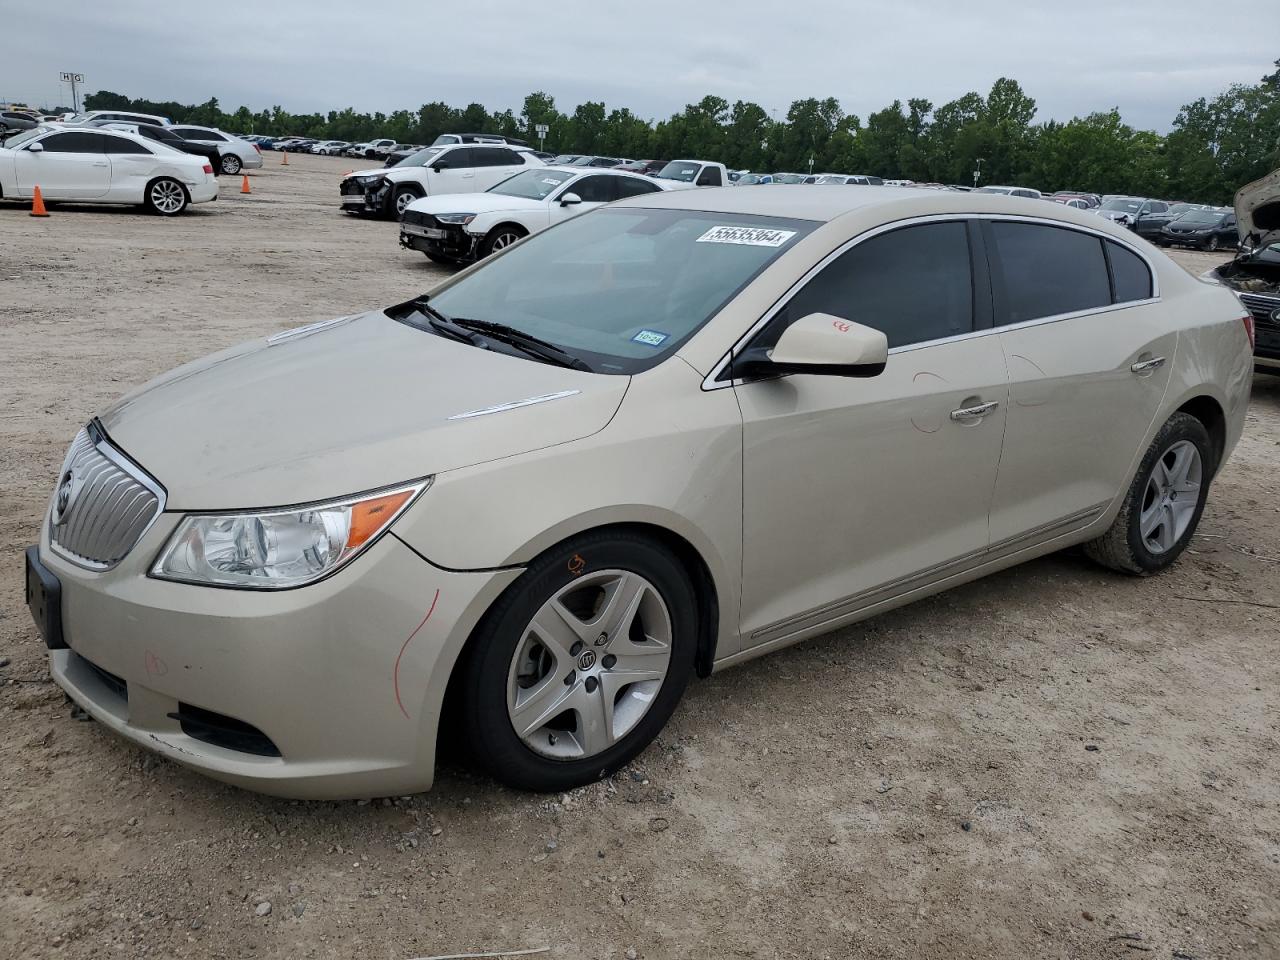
[{"left": 26, "top": 187, "right": 1254, "bottom": 798}]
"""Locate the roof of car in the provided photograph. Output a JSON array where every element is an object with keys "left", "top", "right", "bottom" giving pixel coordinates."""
[{"left": 613, "top": 184, "right": 1131, "bottom": 228}]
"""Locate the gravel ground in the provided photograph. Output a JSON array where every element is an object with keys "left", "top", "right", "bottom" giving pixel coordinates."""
[{"left": 1, "top": 153, "right": 1277, "bottom": 960}]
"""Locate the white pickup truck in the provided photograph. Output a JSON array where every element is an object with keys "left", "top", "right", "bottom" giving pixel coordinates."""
[
  {"left": 651, "top": 159, "right": 731, "bottom": 189},
  {"left": 339, "top": 142, "right": 544, "bottom": 219}
]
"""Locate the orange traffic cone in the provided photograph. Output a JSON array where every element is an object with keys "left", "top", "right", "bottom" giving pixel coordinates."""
[
  {"left": 281, "top": 151, "right": 289, "bottom": 165},
  {"left": 30, "top": 185, "right": 49, "bottom": 217},
  {"left": 240, "top": 175, "right": 251, "bottom": 194}
]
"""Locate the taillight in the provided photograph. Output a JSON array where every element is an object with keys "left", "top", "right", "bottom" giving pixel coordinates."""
[
  {"left": 202, "top": 164, "right": 213, "bottom": 175},
  {"left": 254, "top": 144, "right": 261, "bottom": 154},
  {"left": 1240, "top": 312, "right": 1255, "bottom": 349}
]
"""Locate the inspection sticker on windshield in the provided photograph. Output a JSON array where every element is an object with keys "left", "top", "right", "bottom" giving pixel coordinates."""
[
  {"left": 696, "top": 225, "right": 797, "bottom": 247},
  {"left": 632, "top": 329, "right": 670, "bottom": 347}
]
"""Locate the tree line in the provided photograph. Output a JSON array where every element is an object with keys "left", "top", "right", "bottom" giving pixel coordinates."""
[{"left": 86, "top": 61, "right": 1279, "bottom": 204}]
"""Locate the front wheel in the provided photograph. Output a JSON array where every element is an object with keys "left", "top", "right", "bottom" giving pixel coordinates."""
[
  {"left": 458, "top": 532, "right": 697, "bottom": 792},
  {"left": 145, "top": 178, "right": 189, "bottom": 216},
  {"left": 390, "top": 185, "right": 421, "bottom": 219},
  {"left": 220, "top": 153, "right": 242, "bottom": 176},
  {"left": 1084, "top": 412, "right": 1212, "bottom": 575},
  {"left": 479, "top": 224, "right": 527, "bottom": 258},
  {"left": 1205, "top": 235, "right": 1220, "bottom": 252}
]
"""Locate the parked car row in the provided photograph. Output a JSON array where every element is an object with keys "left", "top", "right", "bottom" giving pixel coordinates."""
[{"left": 0, "top": 123, "right": 218, "bottom": 214}]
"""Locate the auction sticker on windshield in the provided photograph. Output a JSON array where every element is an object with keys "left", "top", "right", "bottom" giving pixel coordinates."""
[
  {"left": 631, "top": 329, "right": 670, "bottom": 347},
  {"left": 696, "top": 225, "right": 797, "bottom": 247}
]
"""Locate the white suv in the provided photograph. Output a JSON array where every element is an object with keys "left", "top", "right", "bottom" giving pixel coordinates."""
[{"left": 340, "top": 143, "right": 544, "bottom": 218}]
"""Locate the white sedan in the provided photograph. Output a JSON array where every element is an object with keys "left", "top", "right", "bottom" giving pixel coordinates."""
[
  {"left": 399, "top": 166, "right": 669, "bottom": 264},
  {"left": 0, "top": 125, "right": 218, "bottom": 214},
  {"left": 165, "top": 124, "right": 263, "bottom": 176}
]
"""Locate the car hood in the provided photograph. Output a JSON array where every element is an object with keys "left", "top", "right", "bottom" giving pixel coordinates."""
[
  {"left": 1234, "top": 167, "right": 1280, "bottom": 249},
  {"left": 98, "top": 311, "right": 627, "bottom": 510},
  {"left": 405, "top": 193, "right": 544, "bottom": 216}
]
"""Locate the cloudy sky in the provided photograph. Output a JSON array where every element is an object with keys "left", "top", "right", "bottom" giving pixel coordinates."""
[{"left": 5, "top": 0, "right": 1277, "bottom": 131}]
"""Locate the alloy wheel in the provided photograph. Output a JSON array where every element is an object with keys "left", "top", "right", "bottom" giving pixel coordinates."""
[
  {"left": 150, "top": 180, "right": 185, "bottom": 214},
  {"left": 491, "top": 231, "right": 521, "bottom": 251},
  {"left": 507, "top": 569, "right": 672, "bottom": 760},
  {"left": 1140, "top": 439, "right": 1202, "bottom": 554},
  {"left": 395, "top": 191, "right": 416, "bottom": 216}
]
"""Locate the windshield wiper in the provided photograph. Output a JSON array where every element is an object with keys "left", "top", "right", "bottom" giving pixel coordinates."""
[
  {"left": 408, "top": 298, "right": 488, "bottom": 347},
  {"left": 449, "top": 318, "right": 593, "bottom": 372}
]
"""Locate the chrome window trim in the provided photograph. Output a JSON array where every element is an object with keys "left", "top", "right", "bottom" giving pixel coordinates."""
[
  {"left": 47, "top": 422, "right": 168, "bottom": 572},
  {"left": 701, "top": 211, "right": 1162, "bottom": 390}
]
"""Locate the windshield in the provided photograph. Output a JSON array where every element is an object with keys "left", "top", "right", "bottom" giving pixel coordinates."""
[
  {"left": 1101, "top": 198, "right": 1142, "bottom": 212},
  {"left": 656, "top": 161, "right": 700, "bottom": 182},
  {"left": 1168, "top": 203, "right": 1198, "bottom": 216},
  {"left": 490, "top": 168, "right": 576, "bottom": 200},
  {"left": 417, "top": 208, "right": 817, "bottom": 374},
  {"left": 738, "top": 175, "right": 766, "bottom": 184},
  {"left": 773, "top": 174, "right": 807, "bottom": 184},
  {"left": 2, "top": 126, "right": 47, "bottom": 148},
  {"left": 815, "top": 176, "right": 846, "bottom": 184},
  {"left": 396, "top": 146, "right": 444, "bottom": 168},
  {"left": 1174, "top": 210, "right": 1222, "bottom": 225}
]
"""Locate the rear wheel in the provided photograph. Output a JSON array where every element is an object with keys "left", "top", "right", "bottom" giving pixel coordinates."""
[
  {"left": 145, "top": 178, "right": 189, "bottom": 216},
  {"left": 1206, "top": 235, "right": 1220, "bottom": 252},
  {"left": 1084, "top": 412, "right": 1212, "bottom": 575},
  {"left": 458, "top": 532, "right": 697, "bottom": 792},
  {"left": 479, "top": 224, "right": 527, "bottom": 258},
  {"left": 220, "top": 153, "right": 242, "bottom": 176}
]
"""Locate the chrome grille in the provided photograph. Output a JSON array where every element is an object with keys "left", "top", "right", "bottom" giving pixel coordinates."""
[
  {"left": 1239, "top": 293, "right": 1280, "bottom": 330},
  {"left": 49, "top": 425, "right": 164, "bottom": 570}
]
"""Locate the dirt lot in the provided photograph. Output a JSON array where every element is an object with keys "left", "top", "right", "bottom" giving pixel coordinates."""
[{"left": 1, "top": 153, "right": 1277, "bottom": 960}]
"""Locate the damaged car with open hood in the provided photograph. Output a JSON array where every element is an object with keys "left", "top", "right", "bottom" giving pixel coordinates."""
[{"left": 1211, "top": 168, "right": 1280, "bottom": 373}]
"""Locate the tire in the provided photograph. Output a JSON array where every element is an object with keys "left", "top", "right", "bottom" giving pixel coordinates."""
[
  {"left": 220, "top": 153, "right": 242, "bottom": 176},
  {"left": 1206, "top": 235, "right": 1220, "bottom": 252},
  {"left": 144, "top": 178, "right": 189, "bottom": 216},
  {"left": 479, "top": 224, "right": 527, "bottom": 258},
  {"left": 457, "top": 531, "right": 698, "bottom": 792},
  {"left": 390, "top": 185, "right": 421, "bottom": 219},
  {"left": 1084, "top": 412, "right": 1213, "bottom": 576}
]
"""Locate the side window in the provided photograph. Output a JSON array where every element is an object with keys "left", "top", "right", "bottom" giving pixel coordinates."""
[
  {"left": 1149, "top": 201, "right": 1168, "bottom": 214},
  {"left": 470, "top": 147, "right": 511, "bottom": 167},
  {"left": 442, "top": 147, "right": 473, "bottom": 168},
  {"left": 615, "top": 176, "right": 660, "bottom": 198},
  {"left": 570, "top": 175, "right": 617, "bottom": 203},
  {"left": 102, "top": 136, "right": 152, "bottom": 155},
  {"left": 1106, "top": 242, "right": 1153, "bottom": 303},
  {"left": 38, "top": 132, "right": 103, "bottom": 153},
  {"left": 697, "top": 166, "right": 723, "bottom": 186},
  {"left": 989, "top": 222, "right": 1111, "bottom": 324},
  {"left": 769, "top": 221, "right": 974, "bottom": 349}
]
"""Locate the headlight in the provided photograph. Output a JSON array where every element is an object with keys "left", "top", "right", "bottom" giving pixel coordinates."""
[
  {"left": 151, "top": 480, "right": 430, "bottom": 589},
  {"left": 356, "top": 175, "right": 383, "bottom": 186},
  {"left": 434, "top": 213, "right": 477, "bottom": 225}
]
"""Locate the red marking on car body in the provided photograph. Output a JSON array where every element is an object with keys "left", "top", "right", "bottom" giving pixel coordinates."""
[
  {"left": 144, "top": 651, "right": 168, "bottom": 676},
  {"left": 832, "top": 320, "right": 851, "bottom": 333},
  {"left": 394, "top": 589, "right": 440, "bottom": 720}
]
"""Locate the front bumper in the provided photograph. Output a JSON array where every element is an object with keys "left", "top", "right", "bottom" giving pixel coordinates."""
[
  {"left": 33, "top": 514, "right": 519, "bottom": 799},
  {"left": 399, "top": 216, "right": 477, "bottom": 261},
  {"left": 339, "top": 177, "right": 389, "bottom": 215}
]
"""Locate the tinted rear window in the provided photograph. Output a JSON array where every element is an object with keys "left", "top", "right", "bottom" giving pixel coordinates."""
[
  {"left": 989, "top": 222, "right": 1111, "bottom": 324},
  {"left": 1107, "top": 242, "right": 1153, "bottom": 303}
]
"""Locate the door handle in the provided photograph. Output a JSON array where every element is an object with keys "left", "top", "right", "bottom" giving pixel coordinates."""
[
  {"left": 950, "top": 400, "right": 1000, "bottom": 421},
  {"left": 1130, "top": 357, "right": 1166, "bottom": 373},
  {"left": 92, "top": 161, "right": 108, "bottom": 167}
]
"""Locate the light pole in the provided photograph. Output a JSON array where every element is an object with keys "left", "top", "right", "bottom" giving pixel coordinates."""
[
  {"left": 972, "top": 157, "right": 985, "bottom": 188},
  {"left": 60, "top": 72, "right": 84, "bottom": 113}
]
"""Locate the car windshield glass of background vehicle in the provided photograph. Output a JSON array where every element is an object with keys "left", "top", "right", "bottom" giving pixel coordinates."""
[
  {"left": 490, "top": 169, "right": 575, "bottom": 200},
  {"left": 398, "top": 146, "right": 444, "bottom": 168},
  {"left": 418, "top": 208, "right": 817, "bottom": 373}
]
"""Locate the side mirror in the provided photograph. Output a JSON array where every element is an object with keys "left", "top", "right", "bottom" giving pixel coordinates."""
[
  {"left": 28, "top": 141, "right": 43, "bottom": 153},
  {"left": 731, "top": 313, "right": 888, "bottom": 379},
  {"left": 431, "top": 160, "right": 450, "bottom": 171},
  {"left": 559, "top": 192, "right": 582, "bottom": 206}
]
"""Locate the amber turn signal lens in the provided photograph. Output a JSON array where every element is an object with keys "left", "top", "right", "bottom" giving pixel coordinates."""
[{"left": 346, "top": 489, "right": 415, "bottom": 552}]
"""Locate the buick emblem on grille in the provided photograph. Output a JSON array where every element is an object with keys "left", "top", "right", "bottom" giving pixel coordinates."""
[{"left": 52, "top": 470, "right": 78, "bottom": 526}]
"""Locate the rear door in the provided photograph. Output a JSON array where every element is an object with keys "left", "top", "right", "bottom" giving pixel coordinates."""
[
  {"left": 12, "top": 131, "right": 110, "bottom": 199},
  {"left": 985, "top": 220, "right": 1175, "bottom": 546},
  {"left": 471, "top": 146, "right": 525, "bottom": 190},
  {"left": 735, "top": 220, "right": 1009, "bottom": 643}
]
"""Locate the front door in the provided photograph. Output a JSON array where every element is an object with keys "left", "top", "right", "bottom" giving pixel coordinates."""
[
  {"left": 735, "top": 220, "right": 1008, "bottom": 643},
  {"left": 13, "top": 131, "right": 110, "bottom": 199},
  {"left": 982, "top": 220, "right": 1176, "bottom": 545}
]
